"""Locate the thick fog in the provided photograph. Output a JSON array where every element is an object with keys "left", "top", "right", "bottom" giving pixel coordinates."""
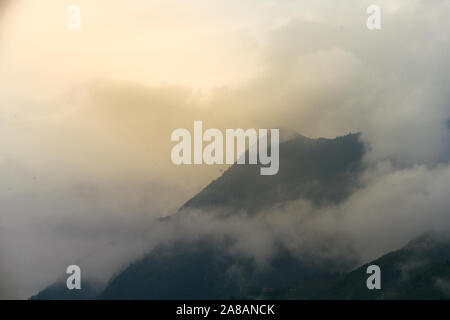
[{"left": 1, "top": 0, "right": 450, "bottom": 298}]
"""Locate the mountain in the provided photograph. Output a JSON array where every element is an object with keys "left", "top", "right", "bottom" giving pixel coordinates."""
[
  {"left": 318, "top": 233, "right": 450, "bottom": 299},
  {"left": 33, "top": 132, "right": 450, "bottom": 300},
  {"left": 31, "top": 132, "right": 366, "bottom": 300},
  {"left": 30, "top": 282, "right": 99, "bottom": 300},
  {"left": 181, "top": 133, "right": 364, "bottom": 215},
  {"left": 32, "top": 232, "right": 450, "bottom": 300},
  {"left": 98, "top": 232, "right": 450, "bottom": 300},
  {"left": 95, "top": 133, "right": 365, "bottom": 299},
  {"left": 99, "top": 239, "right": 342, "bottom": 300}
]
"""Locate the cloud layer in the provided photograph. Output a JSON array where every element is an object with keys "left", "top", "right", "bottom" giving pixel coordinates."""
[{"left": 1, "top": 0, "right": 450, "bottom": 298}]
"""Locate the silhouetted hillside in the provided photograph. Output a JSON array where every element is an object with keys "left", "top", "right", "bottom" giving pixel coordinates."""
[
  {"left": 32, "top": 132, "right": 371, "bottom": 300},
  {"left": 99, "top": 239, "right": 345, "bottom": 300},
  {"left": 318, "top": 233, "right": 450, "bottom": 299},
  {"left": 182, "top": 133, "right": 364, "bottom": 215},
  {"left": 30, "top": 282, "right": 98, "bottom": 300}
]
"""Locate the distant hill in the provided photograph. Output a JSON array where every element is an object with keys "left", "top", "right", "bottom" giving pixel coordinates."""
[
  {"left": 95, "top": 132, "right": 365, "bottom": 300},
  {"left": 317, "top": 233, "right": 450, "bottom": 300},
  {"left": 32, "top": 132, "right": 450, "bottom": 300},
  {"left": 31, "top": 132, "right": 371, "bottom": 300},
  {"left": 98, "top": 232, "right": 450, "bottom": 300},
  {"left": 99, "top": 239, "right": 343, "bottom": 300},
  {"left": 30, "top": 282, "right": 99, "bottom": 300},
  {"left": 32, "top": 233, "right": 450, "bottom": 300}
]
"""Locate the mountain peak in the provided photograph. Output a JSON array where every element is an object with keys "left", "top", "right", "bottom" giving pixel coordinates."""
[{"left": 180, "top": 132, "right": 364, "bottom": 215}]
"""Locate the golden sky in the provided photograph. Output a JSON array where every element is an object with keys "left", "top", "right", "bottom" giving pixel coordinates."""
[{"left": 1, "top": 0, "right": 448, "bottom": 194}]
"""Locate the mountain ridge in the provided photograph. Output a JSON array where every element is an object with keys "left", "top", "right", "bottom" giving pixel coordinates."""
[{"left": 32, "top": 132, "right": 450, "bottom": 300}]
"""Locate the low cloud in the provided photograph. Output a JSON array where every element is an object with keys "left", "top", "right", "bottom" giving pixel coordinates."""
[{"left": 1, "top": 0, "right": 450, "bottom": 298}]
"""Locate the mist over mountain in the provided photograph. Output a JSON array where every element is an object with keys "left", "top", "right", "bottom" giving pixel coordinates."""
[
  {"left": 30, "top": 127, "right": 450, "bottom": 300},
  {"left": 318, "top": 233, "right": 450, "bottom": 300},
  {"left": 32, "top": 132, "right": 365, "bottom": 300},
  {"left": 95, "top": 133, "right": 365, "bottom": 299},
  {"left": 99, "top": 239, "right": 345, "bottom": 300},
  {"left": 2, "top": 0, "right": 450, "bottom": 300}
]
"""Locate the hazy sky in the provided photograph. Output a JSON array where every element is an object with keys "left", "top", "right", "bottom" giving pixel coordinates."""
[{"left": 1, "top": 0, "right": 450, "bottom": 298}]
